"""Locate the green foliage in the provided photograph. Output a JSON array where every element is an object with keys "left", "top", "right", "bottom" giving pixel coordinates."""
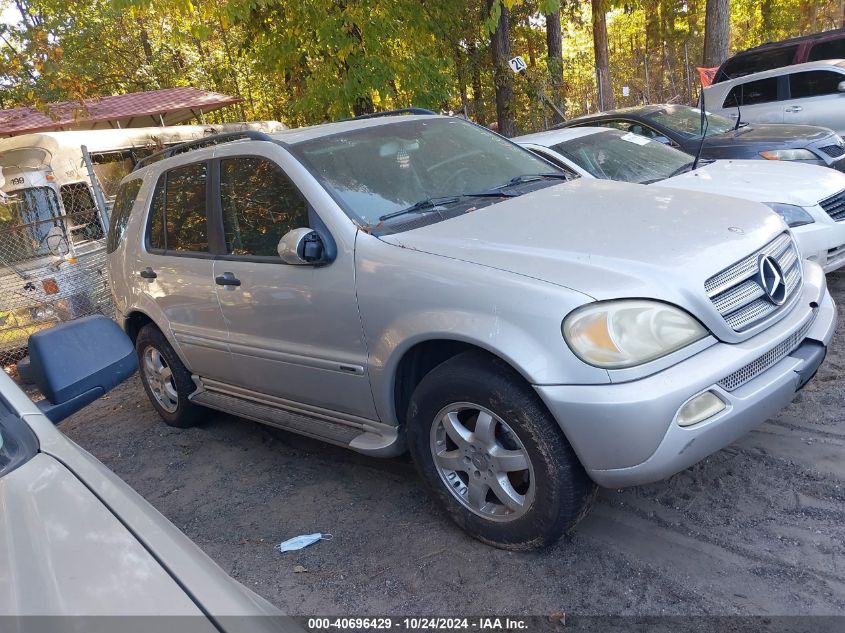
[{"left": 0, "top": 0, "right": 842, "bottom": 132}]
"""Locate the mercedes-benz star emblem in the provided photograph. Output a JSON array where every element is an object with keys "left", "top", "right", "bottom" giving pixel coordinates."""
[{"left": 758, "top": 255, "right": 787, "bottom": 305}]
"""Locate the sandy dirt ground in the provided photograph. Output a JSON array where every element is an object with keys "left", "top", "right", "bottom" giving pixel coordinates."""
[{"left": 59, "top": 271, "right": 845, "bottom": 618}]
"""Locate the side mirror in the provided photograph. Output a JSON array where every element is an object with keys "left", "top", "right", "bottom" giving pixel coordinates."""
[
  {"left": 278, "top": 227, "right": 325, "bottom": 265},
  {"left": 838, "top": 80, "right": 845, "bottom": 93},
  {"left": 26, "top": 315, "right": 137, "bottom": 423}
]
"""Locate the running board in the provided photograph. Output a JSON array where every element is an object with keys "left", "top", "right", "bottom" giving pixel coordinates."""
[{"left": 189, "top": 381, "right": 403, "bottom": 457}]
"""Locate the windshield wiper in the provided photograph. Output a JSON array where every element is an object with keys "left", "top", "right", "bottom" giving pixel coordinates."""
[
  {"left": 378, "top": 196, "right": 463, "bottom": 222},
  {"left": 378, "top": 190, "right": 524, "bottom": 222},
  {"left": 377, "top": 175, "right": 569, "bottom": 223},
  {"left": 465, "top": 173, "right": 570, "bottom": 197},
  {"left": 665, "top": 161, "right": 696, "bottom": 178},
  {"left": 487, "top": 173, "right": 571, "bottom": 190},
  {"left": 641, "top": 161, "right": 696, "bottom": 184}
]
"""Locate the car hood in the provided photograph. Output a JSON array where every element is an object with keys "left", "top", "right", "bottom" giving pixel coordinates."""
[
  {"left": 379, "top": 179, "right": 786, "bottom": 303},
  {"left": 659, "top": 159, "right": 845, "bottom": 207},
  {"left": 701, "top": 123, "right": 834, "bottom": 148}
]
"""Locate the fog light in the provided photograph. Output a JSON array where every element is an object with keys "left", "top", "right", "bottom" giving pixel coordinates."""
[{"left": 677, "top": 391, "right": 726, "bottom": 427}]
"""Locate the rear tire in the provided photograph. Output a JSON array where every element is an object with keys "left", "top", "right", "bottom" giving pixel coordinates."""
[
  {"left": 136, "top": 324, "right": 203, "bottom": 428},
  {"left": 407, "top": 351, "right": 596, "bottom": 551}
]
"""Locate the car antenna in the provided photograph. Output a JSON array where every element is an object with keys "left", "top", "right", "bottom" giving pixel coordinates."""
[
  {"left": 733, "top": 84, "right": 743, "bottom": 131},
  {"left": 692, "top": 89, "right": 708, "bottom": 170}
]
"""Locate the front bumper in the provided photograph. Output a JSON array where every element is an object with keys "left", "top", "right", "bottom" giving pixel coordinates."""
[
  {"left": 535, "top": 263, "right": 837, "bottom": 488},
  {"left": 793, "top": 218, "right": 845, "bottom": 273}
]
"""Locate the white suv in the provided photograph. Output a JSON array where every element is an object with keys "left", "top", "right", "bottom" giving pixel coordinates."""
[
  {"left": 107, "top": 113, "right": 836, "bottom": 550},
  {"left": 705, "top": 59, "right": 845, "bottom": 138}
]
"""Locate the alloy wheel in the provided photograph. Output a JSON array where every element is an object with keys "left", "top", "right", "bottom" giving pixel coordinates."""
[
  {"left": 142, "top": 346, "right": 179, "bottom": 413},
  {"left": 430, "top": 402, "right": 535, "bottom": 522}
]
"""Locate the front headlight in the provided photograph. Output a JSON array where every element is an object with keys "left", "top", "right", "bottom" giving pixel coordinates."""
[
  {"left": 759, "top": 149, "right": 818, "bottom": 161},
  {"left": 763, "top": 202, "right": 815, "bottom": 227},
  {"left": 562, "top": 300, "right": 707, "bottom": 369}
]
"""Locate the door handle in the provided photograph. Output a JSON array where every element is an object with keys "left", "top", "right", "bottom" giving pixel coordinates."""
[
  {"left": 215, "top": 272, "right": 241, "bottom": 287},
  {"left": 139, "top": 267, "right": 157, "bottom": 279},
  {"left": 785, "top": 105, "right": 803, "bottom": 113}
]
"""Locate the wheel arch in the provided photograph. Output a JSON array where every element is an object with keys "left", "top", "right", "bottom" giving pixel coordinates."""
[
  {"left": 123, "top": 310, "right": 155, "bottom": 345},
  {"left": 390, "top": 338, "right": 537, "bottom": 429}
]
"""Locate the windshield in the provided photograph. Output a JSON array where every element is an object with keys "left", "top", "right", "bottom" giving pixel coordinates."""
[
  {"left": 291, "top": 117, "right": 562, "bottom": 232},
  {"left": 643, "top": 105, "right": 734, "bottom": 139},
  {"left": 0, "top": 187, "right": 62, "bottom": 263},
  {"left": 550, "top": 130, "right": 693, "bottom": 184}
]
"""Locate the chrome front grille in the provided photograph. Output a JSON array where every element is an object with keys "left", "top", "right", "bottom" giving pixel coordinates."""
[
  {"left": 717, "top": 317, "right": 814, "bottom": 392},
  {"left": 819, "top": 189, "right": 845, "bottom": 222},
  {"left": 820, "top": 144, "right": 845, "bottom": 158},
  {"left": 705, "top": 233, "right": 802, "bottom": 332}
]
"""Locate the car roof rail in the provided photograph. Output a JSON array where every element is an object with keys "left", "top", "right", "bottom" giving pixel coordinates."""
[
  {"left": 132, "top": 130, "right": 275, "bottom": 172},
  {"left": 350, "top": 108, "right": 437, "bottom": 121}
]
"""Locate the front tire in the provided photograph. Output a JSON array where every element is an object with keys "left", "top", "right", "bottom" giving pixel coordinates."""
[
  {"left": 407, "top": 351, "right": 596, "bottom": 551},
  {"left": 136, "top": 324, "right": 203, "bottom": 428}
]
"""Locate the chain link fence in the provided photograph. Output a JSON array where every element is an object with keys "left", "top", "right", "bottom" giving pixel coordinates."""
[{"left": 0, "top": 182, "right": 112, "bottom": 367}]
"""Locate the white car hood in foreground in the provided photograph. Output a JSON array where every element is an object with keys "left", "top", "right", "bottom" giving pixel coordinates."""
[
  {"left": 661, "top": 159, "right": 845, "bottom": 207},
  {"left": 380, "top": 179, "right": 786, "bottom": 304},
  {"left": 0, "top": 371, "right": 291, "bottom": 627}
]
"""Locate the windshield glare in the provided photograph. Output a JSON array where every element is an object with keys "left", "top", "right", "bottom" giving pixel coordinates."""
[
  {"left": 551, "top": 130, "right": 693, "bottom": 184},
  {"left": 643, "top": 106, "right": 734, "bottom": 139},
  {"left": 292, "top": 118, "right": 561, "bottom": 229}
]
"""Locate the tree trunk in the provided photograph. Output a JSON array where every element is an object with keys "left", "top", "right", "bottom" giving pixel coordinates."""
[
  {"left": 591, "top": 0, "right": 614, "bottom": 110},
  {"left": 545, "top": 9, "right": 565, "bottom": 122},
  {"left": 470, "top": 43, "right": 486, "bottom": 125},
  {"left": 454, "top": 44, "right": 469, "bottom": 116},
  {"left": 488, "top": 0, "right": 515, "bottom": 137},
  {"left": 137, "top": 21, "right": 154, "bottom": 66},
  {"left": 702, "top": 0, "right": 730, "bottom": 67},
  {"left": 760, "top": 0, "right": 774, "bottom": 36}
]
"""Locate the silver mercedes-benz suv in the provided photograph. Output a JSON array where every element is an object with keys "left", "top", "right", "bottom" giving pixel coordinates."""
[{"left": 107, "top": 112, "right": 836, "bottom": 550}]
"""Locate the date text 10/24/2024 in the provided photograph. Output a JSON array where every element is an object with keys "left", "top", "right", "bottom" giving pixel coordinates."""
[{"left": 306, "top": 617, "right": 537, "bottom": 631}]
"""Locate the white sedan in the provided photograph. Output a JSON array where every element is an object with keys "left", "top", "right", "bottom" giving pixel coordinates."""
[
  {"left": 515, "top": 126, "right": 845, "bottom": 273},
  {"left": 0, "top": 316, "right": 297, "bottom": 629}
]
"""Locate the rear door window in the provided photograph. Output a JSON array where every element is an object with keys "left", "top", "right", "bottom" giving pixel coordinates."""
[
  {"left": 219, "top": 156, "right": 310, "bottom": 258},
  {"left": 146, "top": 162, "right": 209, "bottom": 254},
  {"left": 723, "top": 77, "right": 779, "bottom": 107},
  {"left": 789, "top": 70, "right": 845, "bottom": 98},
  {"left": 808, "top": 38, "right": 845, "bottom": 62}
]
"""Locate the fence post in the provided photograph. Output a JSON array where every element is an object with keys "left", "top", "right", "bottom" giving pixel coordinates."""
[{"left": 81, "top": 145, "right": 110, "bottom": 234}]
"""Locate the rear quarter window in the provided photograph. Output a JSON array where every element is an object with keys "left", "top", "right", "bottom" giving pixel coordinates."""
[
  {"left": 789, "top": 70, "right": 845, "bottom": 98},
  {"left": 808, "top": 37, "right": 845, "bottom": 62},
  {"left": 717, "top": 46, "right": 799, "bottom": 82},
  {"left": 106, "top": 178, "right": 143, "bottom": 254}
]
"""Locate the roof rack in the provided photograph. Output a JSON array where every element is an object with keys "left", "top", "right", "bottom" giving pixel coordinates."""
[
  {"left": 351, "top": 108, "right": 437, "bottom": 121},
  {"left": 132, "top": 130, "right": 275, "bottom": 172}
]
